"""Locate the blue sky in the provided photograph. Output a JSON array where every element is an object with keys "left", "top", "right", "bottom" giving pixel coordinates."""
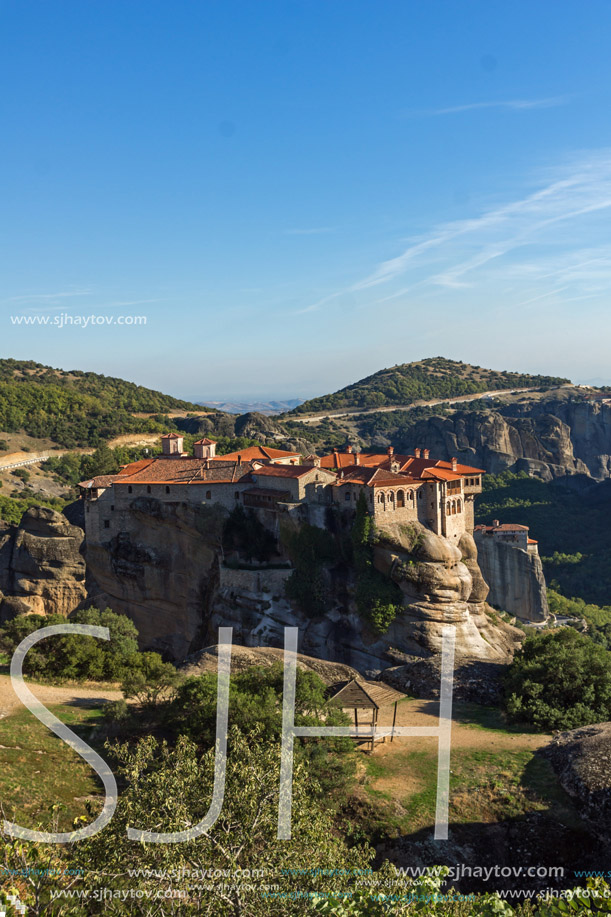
[{"left": 2, "top": 1, "right": 611, "bottom": 400}]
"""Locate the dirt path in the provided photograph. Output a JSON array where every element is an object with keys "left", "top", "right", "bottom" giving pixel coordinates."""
[
  {"left": 372, "top": 698, "right": 548, "bottom": 754},
  {"left": 290, "top": 387, "right": 541, "bottom": 424},
  {"left": 0, "top": 674, "right": 121, "bottom": 718},
  {"left": 359, "top": 699, "right": 550, "bottom": 807}
]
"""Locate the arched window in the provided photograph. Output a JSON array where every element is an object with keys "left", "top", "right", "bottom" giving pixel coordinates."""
[
  {"left": 397, "top": 490, "right": 405, "bottom": 507},
  {"left": 380, "top": 492, "right": 385, "bottom": 503},
  {"left": 147, "top": 485, "right": 152, "bottom": 494},
  {"left": 451, "top": 501, "right": 456, "bottom": 515},
  {"left": 388, "top": 491, "right": 394, "bottom": 502},
  {"left": 165, "top": 486, "right": 170, "bottom": 494},
  {"left": 206, "top": 490, "right": 212, "bottom": 500},
  {"left": 128, "top": 486, "right": 132, "bottom": 494},
  {"left": 457, "top": 499, "right": 462, "bottom": 513},
  {"left": 446, "top": 503, "right": 451, "bottom": 516}
]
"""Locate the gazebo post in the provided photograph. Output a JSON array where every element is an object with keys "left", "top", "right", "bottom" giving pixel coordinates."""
[
  {"left": 391, "top": 700, "right": 398, "bottom": 743},
  {"left": 371, "top": 706, "right": 378, "bottom": 752}
]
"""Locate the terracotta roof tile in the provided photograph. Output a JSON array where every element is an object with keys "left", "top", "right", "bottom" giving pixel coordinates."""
[
  {"left": 211, "top": 445, "right": 300, "bottom": 463},
  {"left": 112, "top": 457, "right": 255, "bottom": 485},
  {"left": 251, "top": 464, "right": 319, "bottom": 479}
]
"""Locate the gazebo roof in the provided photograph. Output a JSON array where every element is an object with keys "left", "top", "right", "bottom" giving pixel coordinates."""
[{"left": 326, "top": 678, "right": 406, "bottom": 710}]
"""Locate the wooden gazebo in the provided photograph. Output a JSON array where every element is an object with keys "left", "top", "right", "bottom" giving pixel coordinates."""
[{"left": 327, "top": 678, "right": 406, "bottom": 752}]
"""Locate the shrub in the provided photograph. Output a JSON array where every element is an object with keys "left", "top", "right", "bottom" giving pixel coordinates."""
[
  {"left": 504, "top": 628, "right": 611, "bottom": 730},
  {"left": 121, "top": 651, "right": 180, "bottom": 706},
  {"left": 0, "top": 607, "right": 140, "bottom": 681}
]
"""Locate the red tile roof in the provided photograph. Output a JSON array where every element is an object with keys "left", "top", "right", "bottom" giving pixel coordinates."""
[
  {"left": 212, "top": 445, "right": 300, "bottom": 463},
  {"left": 334, "top": 466, "right": 422, "bottom": 488},
  {"left": 117, "top": 459, "right": 155, "bottom": 477},
  {"left": 193, "top": 438, "right": 217, "bottom": 445},
  {"left": 78, "top": 475, "right": 119, "bottom": 489},
  {"left": 250, "top": 464, "right": 319, "bottom": 479},
  {"left": 320, "top": 450, "right": 484, "bottom": 480},
  {"left": 161, "top": 433, "right": 183, "bottom": 439},
  {"left": 111, "top": 457, "right": 255, "bottom": 485}
]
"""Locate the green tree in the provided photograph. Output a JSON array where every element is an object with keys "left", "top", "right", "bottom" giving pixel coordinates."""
[
  {"left": 504, "top": 629, "right": 611, "bottom": 730},
  {"left": 73, "top": 728, "right": 373, "bottom": 916},
  {"left": 121, "top": 651, "right": 180, "bottom": 706}
]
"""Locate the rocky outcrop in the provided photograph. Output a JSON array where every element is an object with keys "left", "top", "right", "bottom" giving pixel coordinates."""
[
  {"left": 206, "top": 520, "right": 520, "bottom": 677},
  {"left": 543, "top": 722, "right": 611, "bottom": 848},
  {"left": 182, "top": 644, "right": 360, "bottom": 684},
  {"left": 372, "top": 524, "right": 519, "bottom": 662},
  {"left": 380, "top": 399, "right": 611, "bottom": 482},
  {"left": 0, "top": 507, "right": 86, "bottom": 620},
  {"left": 508, "top": 398, "right": 611, "bottom": 480},
  {"left": 474, "top": 532, "right": 549, "bottom": 623},
  {"left": 0, "top": 498, "right": 521, "bottom": 681},
  {"left": 85, "top": 497, "right": 226, "bottom": 659},
  {"left": 403, "top": 410, "right": 588, "bottom": 481}
]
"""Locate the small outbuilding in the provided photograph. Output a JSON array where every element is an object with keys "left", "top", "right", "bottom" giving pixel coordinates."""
[{"left": 326, "top": 678, "right": 407, "bottom": 752}]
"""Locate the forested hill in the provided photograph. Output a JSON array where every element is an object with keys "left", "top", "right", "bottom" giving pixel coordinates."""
[
  {"left": 0, "top": 359, "right": 207, "bottom": 448},
  {"left": 290, "top": 357, "right": 570, "bottom": 415}
]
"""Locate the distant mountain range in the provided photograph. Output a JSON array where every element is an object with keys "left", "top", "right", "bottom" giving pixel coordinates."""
[{"left": 199, "top": 398, "right": 304, "bottom": 416}]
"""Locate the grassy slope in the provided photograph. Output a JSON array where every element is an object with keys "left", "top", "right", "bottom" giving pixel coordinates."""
[
  {"left": 291, "top": 357, "right": 569, "bottom": 415},
  {"left": 0, "top": 702, "right": 105, "bottom": 832},
  {"left": 351, "top": 701, "right": 583, "bottom": 843}
]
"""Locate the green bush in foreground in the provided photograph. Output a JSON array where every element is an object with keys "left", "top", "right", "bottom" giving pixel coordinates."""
[
  {"left": 0, "top": 607, "right": 160, "bottom": 683},
  {"left": 504, "top": 628, "right": 611, "bottom": 730}
]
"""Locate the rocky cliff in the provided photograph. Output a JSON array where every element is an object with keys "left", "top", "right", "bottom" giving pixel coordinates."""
[
  {"left": 371, "top": 399, "right": 611, "bottom": 482},
  {"left": 84, "top": 503, "right": 521, "bottom": 676},
  {"left": 543, "top": 722, "right": 611, "bottom": 849},
  {"left": 474, "top": 532, "right": 549, "bottom": 623},
  {"left": 0, "top": 500, "right": 522, "bottom": 681},
  {"left": 84, "top": 497, "right": 226, "bottom": 659},
  {"left": 0, "top": 507, "right": 86, "bottom": 620}
]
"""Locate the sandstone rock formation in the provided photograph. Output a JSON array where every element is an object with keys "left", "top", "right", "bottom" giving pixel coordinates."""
[
  {"left": 182, "top": 644, "right": 360, "bottom": 684},
  {"left": 373, "top": 523, "right": 519, "bottom": 662},
  {"left": 85, "top": 497, "right": 226, "bottom": 659},
  {"left": 0, "top": 496, "right": 521, "bottom": 687},
  {"left": 0, "top": 507, "right": 86, "bottom": 620},
  {"left": 392, "top": 399, "right": 611, "bottom": 482},
  {"left": 543, "top": 722, "right": 611, "bottom": 848},
  {"left": 474, "top": 531, "right": 549, "bottom": 623}
]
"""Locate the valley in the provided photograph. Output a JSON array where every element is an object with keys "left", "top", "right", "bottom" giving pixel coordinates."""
[{"left": 1, "top": 355, "right": 610, "bottom": 913}]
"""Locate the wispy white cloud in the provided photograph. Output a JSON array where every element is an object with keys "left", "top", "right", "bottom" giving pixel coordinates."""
[
  {"left": 301, "top": 150, "right": 611, "bottom": 314},
  {"left": 406, "top": 96, "right": 573, "bottom": 117},
  {"left": 96, "top": 299, "right": 159, "bottom": 309},
  {"left": 6, "top": 289, "right": 92, "bottom": 303}
]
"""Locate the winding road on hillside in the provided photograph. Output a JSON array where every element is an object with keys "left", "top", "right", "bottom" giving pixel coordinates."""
[{"left": 288, "top": 386, "right": 552, "bottom": 424}]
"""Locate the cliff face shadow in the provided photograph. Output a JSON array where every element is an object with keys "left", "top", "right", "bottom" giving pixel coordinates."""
[
  {"left": 365, "top": 729, "right": 604, "bottom": 896},
  {"left": 375, "top": 807, "right": 603, "bottom": 896}
]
